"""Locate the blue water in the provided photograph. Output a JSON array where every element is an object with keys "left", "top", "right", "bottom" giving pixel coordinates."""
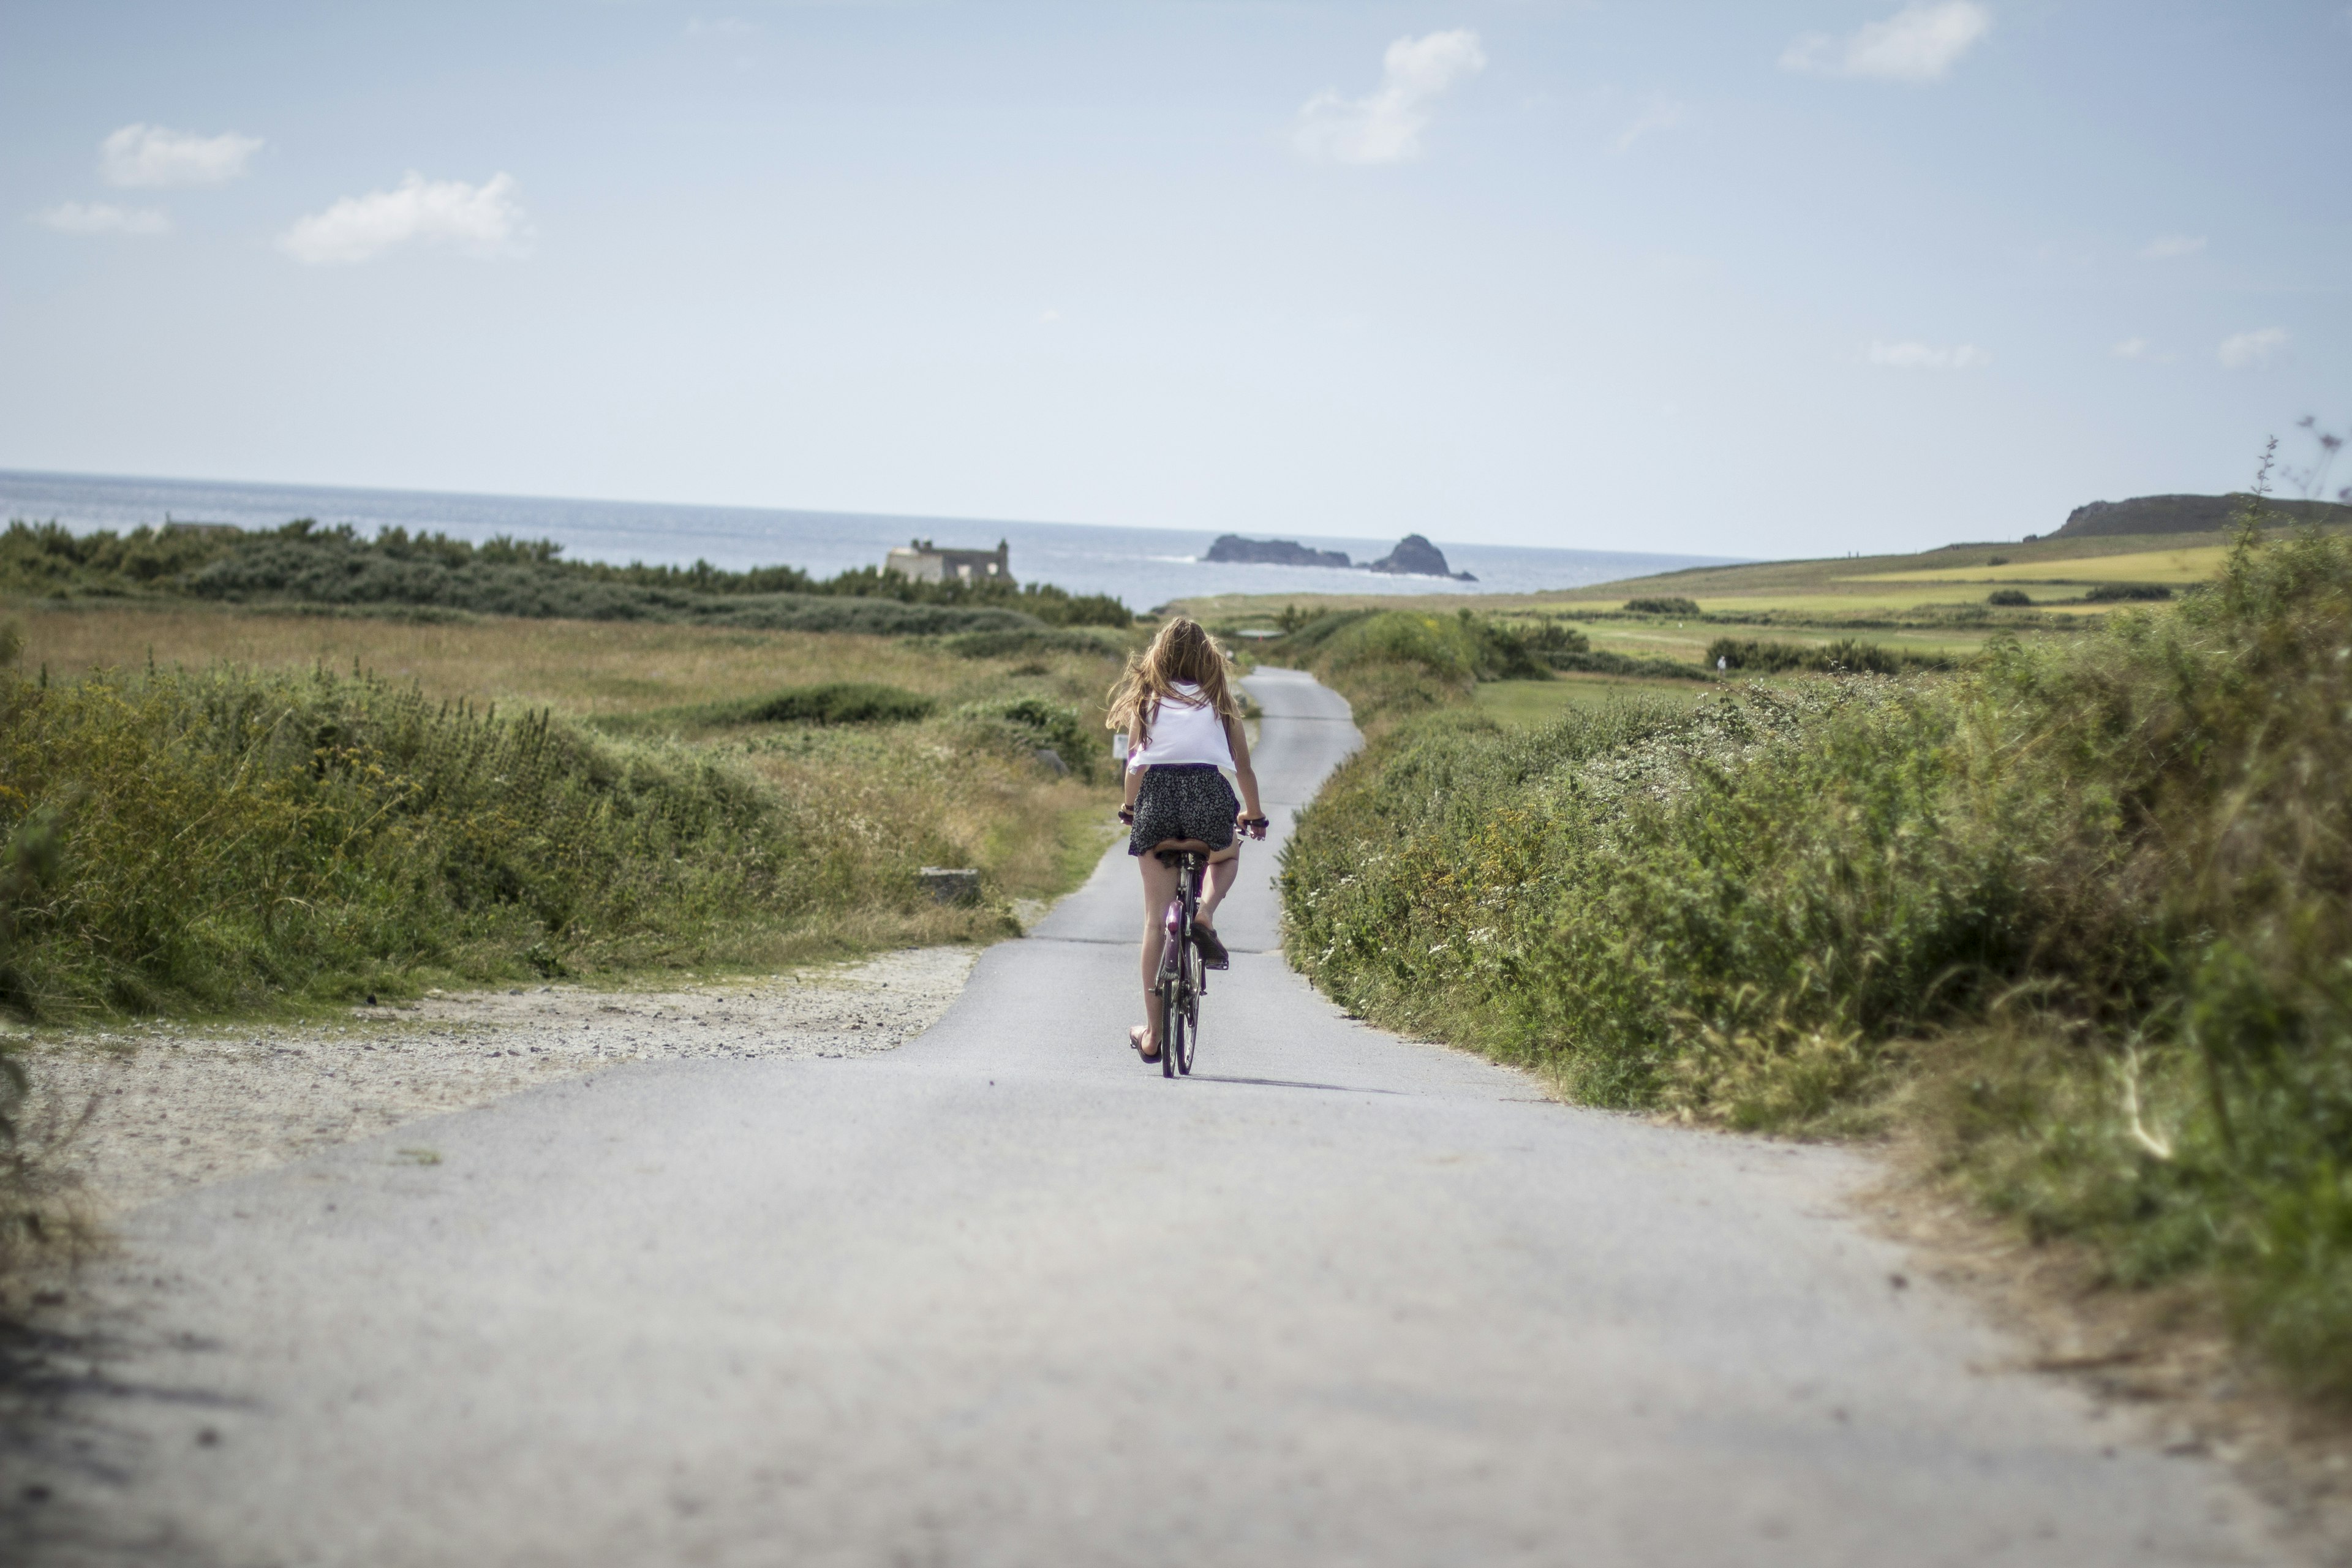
[{"left": 0, "top": 469, "right": 1731, "bottom": 611}]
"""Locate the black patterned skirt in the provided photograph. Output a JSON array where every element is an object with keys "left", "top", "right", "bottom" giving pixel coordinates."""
[{"left": 1128, "top": 764, "right": 1240, "bottom": 856}]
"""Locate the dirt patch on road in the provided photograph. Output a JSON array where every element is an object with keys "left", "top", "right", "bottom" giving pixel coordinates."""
[
  {"left": 15, "top": 946, "right": 979, "bottom": 1221},
  {"left": 1866, "top": 1167, "right": 2352, "bottom": 1565}
]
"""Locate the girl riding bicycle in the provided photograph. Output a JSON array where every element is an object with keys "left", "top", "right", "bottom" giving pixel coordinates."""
[{"left": 1107, "top": 618, "right": 1267, "bottom": 1063}]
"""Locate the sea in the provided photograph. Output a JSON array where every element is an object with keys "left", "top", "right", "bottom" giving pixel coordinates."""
[{"left": 0, "top": 469, "right": 1732, "bottom": 612}]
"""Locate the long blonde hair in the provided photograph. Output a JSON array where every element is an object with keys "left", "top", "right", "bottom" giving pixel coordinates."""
[{"left": 1106, "top": 617, "right": 1240, "bottom": 749}]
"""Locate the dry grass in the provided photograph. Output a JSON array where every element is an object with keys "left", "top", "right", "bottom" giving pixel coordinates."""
[
  {"left": 9, "top": 600, "right": 1113, "bottom": 719},
  {"left": 1847, "top": 545, "right": 2229, "bottom": 586}
]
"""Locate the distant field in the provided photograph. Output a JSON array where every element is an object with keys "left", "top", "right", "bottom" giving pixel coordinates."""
[
  {"left": 1581, "top": 620, "right": 2010, "bottom": 662},
  {"left": 1180, "top": 522, "right": 2322, "bottom": 628},
  {"left": 1471, "top": 676, "right": 1709, "bottom": 727},
  {"left": 1536, "top": 525, "right": 2297, "bottom": 614},
  {"left": 1671, "top": 590, "right": 2116, "bottom": 617},
  {"left": 1196, "top": 585, "right": 2068, "bottom": 623},
  {"left": 1844, "top": 545, "right": 2228, "bottom": 586}
]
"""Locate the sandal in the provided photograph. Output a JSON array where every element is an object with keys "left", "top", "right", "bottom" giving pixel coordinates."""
[
  {"left": 1192, "top": 920, "right": 1230, "bottom": 970},
  {"left": 1129, "top": 1024, "right": 1161, "bottom": 1061}
]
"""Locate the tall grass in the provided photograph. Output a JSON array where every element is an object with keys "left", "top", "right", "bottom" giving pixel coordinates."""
[
  {"left": 9, "top": 602, "right": 1132, "bottom": 722},
  {"left": 1281, "top": 523, "right": 2352, "bottom": 1396},
  {"left": 0, "top": 660, "right": 1104, "bottom": 1022}
]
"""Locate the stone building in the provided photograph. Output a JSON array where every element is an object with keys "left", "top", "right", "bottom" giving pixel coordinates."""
[{"left": 882, "top": 538, "right": 1014, "bottom": 586}]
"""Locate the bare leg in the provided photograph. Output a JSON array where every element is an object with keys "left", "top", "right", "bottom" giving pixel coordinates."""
[
  {"left": 1197, "top": 845, "right": 1242, "bottom": 931},
  {"left": 1134, "top": 853, "right": 1180, "bottom": 1055}
]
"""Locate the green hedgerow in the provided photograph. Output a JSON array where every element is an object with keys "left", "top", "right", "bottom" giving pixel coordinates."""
[{"left": 1283, "top": 519, "right": 2352, "bottom": 1396}]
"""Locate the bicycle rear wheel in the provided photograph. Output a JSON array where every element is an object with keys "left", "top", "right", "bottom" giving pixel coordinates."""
[
  {"left": 1158, "top": 982, "right": 1178, "bottom": 1078},
  {"left": 1176, "top": 952, "right": 1199, "bottom": 1076}
]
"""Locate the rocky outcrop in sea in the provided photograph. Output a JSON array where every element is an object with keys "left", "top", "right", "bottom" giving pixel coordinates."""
[
  {"left": 1202, "top": 532, "right": 1474, "bottom": 581},
  {"left": 1367, "top": 534, "right": 1475, "bottom": 581},
  {"left": 1204, "top": 535, "right": 1354, "bottom": 568}
]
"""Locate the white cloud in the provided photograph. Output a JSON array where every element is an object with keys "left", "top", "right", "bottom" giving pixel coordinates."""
[
  {"left": 2217, "top": 327, "right": 2288, "bottom": 370},
  {"left": 278, "top": 173, "right": 532, "bottom": 265},
  {"left": 2141, "top": 233, "right": 2206, "bottom": 260},
  {"left": 1608, "top": 99, "right": 1688, "bottom": 155},
  {"left": 1294, "top": 30, "right": 1487, "bottom": 165},
  {"left": 1782, "top": 2, "right": 1992, "bottom": 82},
  {"left": 100, "top": 123, "right": 262, "bottom": 187},
  {"left": 2111, "top": 336, "right": 2174, "bottom": 363},
  {"left": 1868, "top": 339, "right": 1991, "bottom": 370},
  {"left": 36, "top": 201, "right": 172, "bottom": 237}
]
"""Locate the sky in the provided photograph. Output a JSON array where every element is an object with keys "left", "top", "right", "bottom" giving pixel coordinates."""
[{"left": 1, "top": 1, "right": 2345, "bottom": 560}]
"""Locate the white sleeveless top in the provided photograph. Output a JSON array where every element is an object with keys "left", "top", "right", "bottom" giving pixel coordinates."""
[{"left": 1127, "top": 682, "right": 1235, "bottom": 774}]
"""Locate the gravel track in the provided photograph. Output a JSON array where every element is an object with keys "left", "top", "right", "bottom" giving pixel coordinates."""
[{"left": 20, "top": 948, "right": 977, "bottom": 1218}]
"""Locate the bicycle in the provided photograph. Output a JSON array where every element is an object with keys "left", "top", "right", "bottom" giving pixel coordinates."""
[{"left": 1152, "top": 845, "right": 1207, "bottom": 1078}]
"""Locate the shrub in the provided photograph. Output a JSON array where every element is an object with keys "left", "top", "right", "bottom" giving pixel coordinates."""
[
  {"left": 744, "top": 683, "right": 936, "bottom": 725},
  {"left": 6, "top": 518, "right": 1136, "bottom": 633},
  {"left": 1513, "top": 620, "right": 1591, "bottom": 662},
  {"left": 954, "top": 696, "right": 1107, "bottom": 782},
  {"left": 0, "top": 521, "right": 239, "bottom": 598},
  {"left": 1706, "top": 636, "right": 1952, "bottom": 674},
  {"left": 2084, "top": 582, "right": 2173, "bottom": 602},
  {"left": 1988, "top": 589, "right": 2032, "bottom": 606},
  {"left": 1011, "top": 584, "right": 1136, "bottom": 629},
  {"left": 1623, "top": 596, "right": 1702, "bottom": 616}
]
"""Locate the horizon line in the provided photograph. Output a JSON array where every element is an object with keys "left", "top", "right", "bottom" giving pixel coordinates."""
[{"left": 0, "top": 465, "right": 1736, "bottom": 562}]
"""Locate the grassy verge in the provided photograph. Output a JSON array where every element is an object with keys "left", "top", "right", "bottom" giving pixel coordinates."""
[
  {"left": 2, "top": 604, "right": 1130, "bottom": 1009},
  {"left": 0, "top": 658, "right": 1114, "bottom": 1019},
  {"left": 1278, "top": 522, "right": 2352, "bottom": 1401}
]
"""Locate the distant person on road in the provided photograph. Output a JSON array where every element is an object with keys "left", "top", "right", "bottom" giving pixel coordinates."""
[{"left": 1108, "top": 617, "right": 1267, "bottom": 1062}]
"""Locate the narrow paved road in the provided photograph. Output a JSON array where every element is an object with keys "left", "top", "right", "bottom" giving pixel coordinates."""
[{"left": 25, "top": 669, "right": 2288, "bottom": 1566}]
